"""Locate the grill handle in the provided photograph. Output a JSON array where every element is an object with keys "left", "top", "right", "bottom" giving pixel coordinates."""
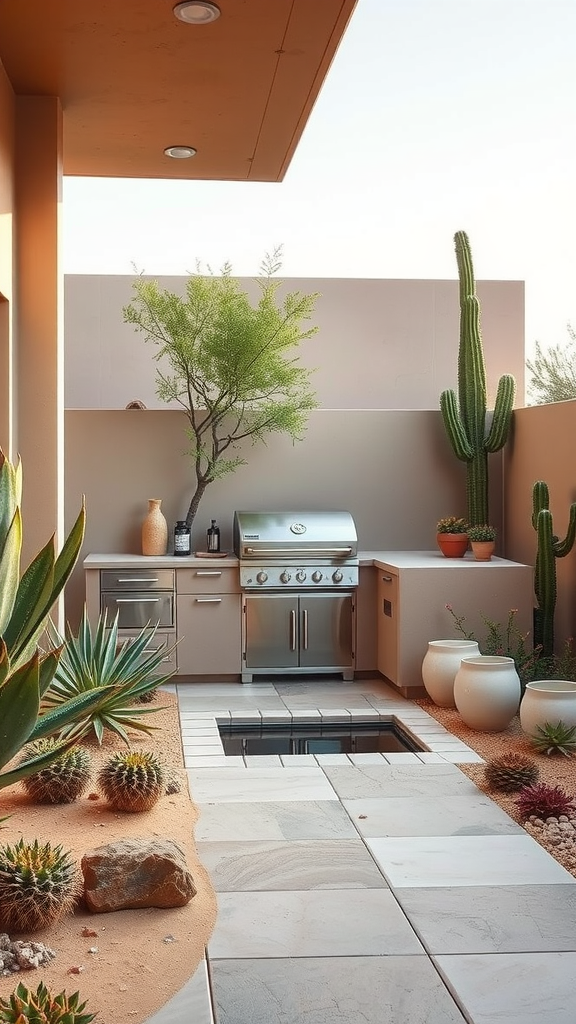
[{"left": 244, "top": 546, "right": 354, "bottom": 556}]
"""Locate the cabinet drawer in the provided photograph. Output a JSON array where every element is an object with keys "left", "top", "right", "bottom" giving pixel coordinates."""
[
  {"left": 177, "top": 567, "right": 240, "bottom": 595},
  {"left": 100, "top": 569, "right": 174, "bottom": 591},
  {"left": 101, "top": 591, "right": 174, "bottom": 629},
  {"left": 116, "top": 630, "right": 177, "bottom": 674},
  {"left": 176, "top": 593, "right": 241, "bottom": 675}
]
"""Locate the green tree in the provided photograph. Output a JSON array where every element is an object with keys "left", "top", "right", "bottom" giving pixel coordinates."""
[
  {"left": 123, "top": 250, "right": 320, "bottom": 528},
  {"left": 526, "top": 324, "right": 576, "bottom": 405}
]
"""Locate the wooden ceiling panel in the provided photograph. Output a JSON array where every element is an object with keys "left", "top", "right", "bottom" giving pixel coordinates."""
[{"left": 0, "top": 0, "right": 358, "bottom": 181}]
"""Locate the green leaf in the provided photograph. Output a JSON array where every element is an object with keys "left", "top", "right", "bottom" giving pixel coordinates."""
[{"left": 0, "top": 655, "right": 40, "bottom": 770}]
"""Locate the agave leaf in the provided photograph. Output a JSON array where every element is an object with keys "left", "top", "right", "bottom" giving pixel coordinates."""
[
  {"left": 0, "top": 655, "right": 40, "bottom": 770},
  {"left": 29, "top": 684, "right": 117, "bottom": 742},
  {"left": 38, "top": 646, "right": 63, "bottom": 696},
  {"left": 0, "top": 507, "right": 22, "bottom": 634},
  {"left": 0, "top": 734, "right": 78, "bottom": 790}
]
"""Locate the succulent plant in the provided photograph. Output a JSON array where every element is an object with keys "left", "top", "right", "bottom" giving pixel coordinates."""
[
  {"left": 484, "top": 752, "right": 539, "bottom": 792},
  {"left": 440, "top": 231, "right": 515, "bottom": 526},
  {"left": 98, "top": 750, "right": 165, "bottom": 812},
  {"left": 0, "top": 981, "right": 95, "bottom": 1024},
  {"left": 467, "top": 524, "right": 496, "bottom": 542},
  {"left": 530, "top": 720, "right": 576, "bottom": 757},
  {"left": 436, "top": 516, "right": 468, "bottom": 534},
  {"left": 0, "top": 838, "right": 82, "bottom": 932},
  {"left": 515, "top": 782, "right": 575, "bottom": 820},
  {"left": 20, "top": 739, "right": 92, "bottom": 804}
]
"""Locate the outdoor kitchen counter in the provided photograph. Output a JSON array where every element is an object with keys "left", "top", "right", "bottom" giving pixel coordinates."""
[
  {"left": 83, "top": 553, "right": 239, "bottom": 568},
  {"left": 364, "top": 550, "right": 532, "bottom": 569}
]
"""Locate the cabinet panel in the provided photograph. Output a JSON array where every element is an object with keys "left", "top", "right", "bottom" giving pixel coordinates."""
[
  {"left": 377, "top": 570, "right": 398, "bottom": 683},
  {"left": 176, "top": 593, "right": 241, "bottom": 676}
]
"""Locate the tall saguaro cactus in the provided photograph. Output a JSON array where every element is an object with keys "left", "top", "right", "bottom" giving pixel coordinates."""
[
  {"left": 532, "top": 481, "right": 576, "bottom": 658},
  {"left": 440, "top": 231, "right": 516, "bottom": 525}
]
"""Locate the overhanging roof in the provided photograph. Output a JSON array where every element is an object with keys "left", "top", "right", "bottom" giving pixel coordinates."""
[{"left": 0, "top": 0, "right": 358, "bottom": 182}]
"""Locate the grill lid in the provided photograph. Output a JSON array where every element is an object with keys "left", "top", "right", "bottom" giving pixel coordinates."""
[{"left": 233, "top": 510, "right": 358, "bottom": 561}]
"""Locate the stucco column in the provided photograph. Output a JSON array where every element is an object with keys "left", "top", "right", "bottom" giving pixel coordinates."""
[{"left": 15, "top": 96, "right": 64, "bottom": 570}]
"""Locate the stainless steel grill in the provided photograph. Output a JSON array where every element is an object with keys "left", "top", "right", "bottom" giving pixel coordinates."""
[{"left": 233, "top": 511, "right": 358, "bottom": 682}]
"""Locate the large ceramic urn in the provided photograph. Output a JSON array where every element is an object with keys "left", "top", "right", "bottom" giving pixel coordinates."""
[
  {"left": 519, "top": 680, "right": 576, "bottom": 737},
  {"left": 454, "top": 655, "right": 521, "bottom": 731},
  {"left": 422, "top": 639, "right": 480, "bottom": 708}
]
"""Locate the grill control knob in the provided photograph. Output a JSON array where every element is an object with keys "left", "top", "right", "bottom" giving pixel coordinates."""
[
  {"left": 256, "top": 571, "right": 268, "bottom": 584},
  {"left": 311, "top": 571, "right": 323, "bottom": 583},
  {"left": 332, "top": 570, "right": 344, "bottom": 584},
  {"left": 280, "top": 570, "right": 292, "bottom": 584},
  {"left": 296, "top": 570, "right": 307, "bottom": 583}
]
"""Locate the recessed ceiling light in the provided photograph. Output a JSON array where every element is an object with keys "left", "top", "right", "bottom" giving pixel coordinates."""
[
  {"left": 173, "top": 2, "right": 221, "bottom": 24},
  {"left": 164, "top": 145, "right": 197, "bottom": 159}
]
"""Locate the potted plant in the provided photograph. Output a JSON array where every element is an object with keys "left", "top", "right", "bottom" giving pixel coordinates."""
[
  {"left": 436, "top": 516, "right": 469, "bottom": 558},
  {"left": 467, "top": 523, "right": 497, "bottom": 561}
]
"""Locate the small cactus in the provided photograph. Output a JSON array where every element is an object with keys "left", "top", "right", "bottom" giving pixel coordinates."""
[
  {"left": 98, "top": 750, "right": 164, "bottom": 812},
  {"left": 530, "top": 720, "right": 576, "bottom": 757},
  {"left": 0, "top": 981, "right": 95, "bottom": 1024},
  {"left": 0, "top": 839, "right": 82, "bottom": 932},
  {"left": 484, "top": 752, "right": 539, "bottom": 792},
  {"left": 515, "top": 782, "right": 575, "bottom": 820},
  {"left": 20, "top": 740, "right": 92, "bottom": 804}
]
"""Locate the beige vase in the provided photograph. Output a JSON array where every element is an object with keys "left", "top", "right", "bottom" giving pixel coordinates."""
[{"left": 141, "top": 498, "right": 168, "bottom": 556}]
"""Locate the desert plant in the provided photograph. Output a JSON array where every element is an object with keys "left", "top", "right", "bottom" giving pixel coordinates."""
[
  {"left": 445, "top": 605, "right": 541, "bottom": 691},
  {"left": 440, "top": 230, "right": 516, "bottom": 526},
  {"left": 484, "top": 753, "right": 539, "bottom": 792},
  {"left": 515, "top": 782, "right": 575, "bottom": 820},
  {"left": 0, "top": 838, "right": 82, "bottom": 932},
  {"left": 531, "top": 481, "right": 576, "bottom": 658},
  {"left": 0, "top": 451, "right": 120, "bottom": 793},
  {"left": 122, "top": 249, "right": 320, "bottom": 529},
  {"left": 0, "top": 981, "right": 94, "bottom": 1024},
  {"left": 20, "top": 739, "right": 92, "bottom": 804},
  {"left": 98, "top": 750, "right": 164, "bottom": 812},
  {"left": 529, "top": 720, "right": 576, "bottom": 757},
  {"left": 467, "top": 524, "right": 496, "bottom": 542},
  {"left": 42, "top": 606, "right": 174, "bottom": 745},
  {"left": 436, "top": 516, "right": 468, "bottom": 534},
  {"left": 526, "top": 324, "right": 576, "bottom": 405}
]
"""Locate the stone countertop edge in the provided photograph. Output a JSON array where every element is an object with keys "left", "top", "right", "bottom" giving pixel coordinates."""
[{"left": 84, "top": 551, "right": 532, "bottom": 569}]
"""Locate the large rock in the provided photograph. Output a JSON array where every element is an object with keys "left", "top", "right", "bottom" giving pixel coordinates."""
[{"left": 81, "top": 838, "right": 197, "bottom": 913}]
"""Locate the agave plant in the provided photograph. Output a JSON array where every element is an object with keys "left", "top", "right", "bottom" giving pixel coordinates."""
[
  {"left": 0, "top": 980, "right": 95, "bottom": 1024},
  {"left": 0, "top": 450, "right": 119, "bottom": 792},
  {"left": 42, "top": 606, "right": 175, "bottom": 745}
]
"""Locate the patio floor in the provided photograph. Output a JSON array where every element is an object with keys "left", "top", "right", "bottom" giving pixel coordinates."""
[{"left": 146, "top": 677, "right": 576, "bottom": 1024}]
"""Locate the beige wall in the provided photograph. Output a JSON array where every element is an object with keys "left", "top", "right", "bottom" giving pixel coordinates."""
[
  {"left": 64, "top": 275, "right": 525, "bottom": 412},
  {"left": 505, "top": 401, "right": 576, "bottom": 647}
]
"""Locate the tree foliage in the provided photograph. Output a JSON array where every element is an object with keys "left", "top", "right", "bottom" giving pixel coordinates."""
[
  {"left": 122, "top": 250, "right": 320, "bottom": 527},
  {"left": 526, "top": 324, "right": 576, "bottom": 405}
]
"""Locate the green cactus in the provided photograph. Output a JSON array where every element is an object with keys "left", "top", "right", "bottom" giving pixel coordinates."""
[
  {"left": 440, "top": 231, "right": 516, "bottom": 525},
  {"left": 0, "top": 838, "right": 82, "bottom": 932},
  {"left": 98, "top": 750, "right": 164, "bottom": 812},
  {"left": 20, "top": 739, "right": 92, "bottom": 804},
  {"left": 531, "top": 481, "right": 576, "bottom": 657},
  {"left": 0, "top": 981, "right": 95, "bottom": 1024}
]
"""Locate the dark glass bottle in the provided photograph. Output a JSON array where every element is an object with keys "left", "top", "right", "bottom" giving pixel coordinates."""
[
  {"left": 207, "top": 519, "right": 220, "bottom": 552},
  {"left": 174, "top": 520, "right": 191, "bottom": 556}
]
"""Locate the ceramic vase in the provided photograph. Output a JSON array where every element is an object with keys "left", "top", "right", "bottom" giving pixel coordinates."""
[
  {"left": 141, "top": 498, "right": 168, "bottom": 556},
  {"left": 470, "top": 540, "right": 495, "bottom": 561},
  {"left": 519, "top": 680, "right": 576, "bottom": 737},
  {"left": 421, "top": 639, "right": 481, "bottom": 708},
  {"left": 453, "top": 655, "right": 521, "bottom": 731},
  {"left": 436, "top": 532, "right": 469, "bottom": 558}
]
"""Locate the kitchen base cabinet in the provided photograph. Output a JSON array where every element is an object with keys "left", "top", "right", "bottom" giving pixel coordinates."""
[
  {"left": 375, "top": 552, "right": 534, "bottom": 699},
  {"left": 176, "top": 566, "right": 241, "bottom": 679}
]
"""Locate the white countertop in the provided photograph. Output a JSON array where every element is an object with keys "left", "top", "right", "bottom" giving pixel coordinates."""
[
  {"left": 85, "top": 550, "right": 532, "bottom": 570},
  {"left": 84, "top": 553, "right": 239, "bottom": 568}
]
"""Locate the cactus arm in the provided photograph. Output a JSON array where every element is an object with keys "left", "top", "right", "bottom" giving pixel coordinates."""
[
  {"left": 532, "top": 481, "right": 550, "bottom": 528},
  {"left": 554, "top": 502, "right": 576, "bottom": 558},
  {"left": 440, "top": 389, "right": 474, "bottom": 461},
  {"left": 485, "top": 374, "right": 516, "bottom": 452}
]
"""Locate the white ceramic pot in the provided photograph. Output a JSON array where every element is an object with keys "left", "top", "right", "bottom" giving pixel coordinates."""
[
  {"left": 454, "top": 655, "right": 521, "bottom": 731},
  {"left": 421, "top": 639, "right": 480, "bottom": 708},
  {"left": 519, "top": 680, "right": 576, "bottom": 737}
]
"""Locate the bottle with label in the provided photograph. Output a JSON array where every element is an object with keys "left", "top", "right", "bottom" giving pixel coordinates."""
[
  {"left": 207, "top": 519, "right": 220, "bottom": 552},
  {"left": 174, "top": 520, "right": 191, "bottom": 556}
]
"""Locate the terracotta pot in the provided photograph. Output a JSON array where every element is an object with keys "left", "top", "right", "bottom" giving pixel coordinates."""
[
  {"left": 519, "top": 680, "right": 576, "bottom": 737},
  {"left": 421, "top": 639, "right": 481, "bottom": 707},
  {"left": 470, "top": 540, "right": 496, "bottom": 561},
  {"left": 454, "top": 655, "right": 521, "bottom": 731},
  {"left": 436, "top": 532, "right": 469, "bottom": 558}
]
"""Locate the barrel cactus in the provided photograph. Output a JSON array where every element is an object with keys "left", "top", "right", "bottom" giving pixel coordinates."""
[
  {"left": 440, "top": 231, "right": 516, "bottom": 526},
  {"left": 20, "top": 739, "right": 92, "bottom": 804},
  {"left": 0, "top": 838, "right": 82, "bottom": 932},
  {"left": 98, "top": 750, "right": 164, "bottom": 812},
  {"left": 0, "top": 981, "right": 95, "bottom": 1024},
  {"left": 531, "top": 481, "right": 576, "bottom": 658},
  {"left": 484, "top": 752, "right": 539, "bottom": 792}
]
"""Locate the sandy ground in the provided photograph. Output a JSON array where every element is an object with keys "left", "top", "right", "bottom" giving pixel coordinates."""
[
  {"left": 417, "top": 697, "right": 576, "bottom": 875},
  {"left": 0, "top": 693, "right": 217, "bottom": 1024}
]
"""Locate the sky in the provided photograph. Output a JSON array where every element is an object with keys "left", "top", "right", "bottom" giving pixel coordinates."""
[{"left": 62, "top": 0, "right": 576, "bottom": 357}]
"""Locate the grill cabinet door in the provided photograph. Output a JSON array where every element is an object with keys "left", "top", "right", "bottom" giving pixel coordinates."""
[
  {"left": 299, "top": 593, "right": 354, "bottom": 670},
  {"left": 244, "top": 595, "right": 299, "bottom": 670}
]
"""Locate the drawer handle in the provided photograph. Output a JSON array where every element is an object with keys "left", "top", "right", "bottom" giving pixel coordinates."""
[
  {"left": 195, "top": 571, "right": 222, "bottom": 577},
  {"left": 117, "top": 578, "right": 161, "bottom": 584},
  {"left": 381, "top": 575, "right": 393, "bottom": 582},
  {"left": 115, "top": 597, "right": 161, "bottom": 603},
  {"left": 195, "top": 597, "right": 222, "bottom": 603}
]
